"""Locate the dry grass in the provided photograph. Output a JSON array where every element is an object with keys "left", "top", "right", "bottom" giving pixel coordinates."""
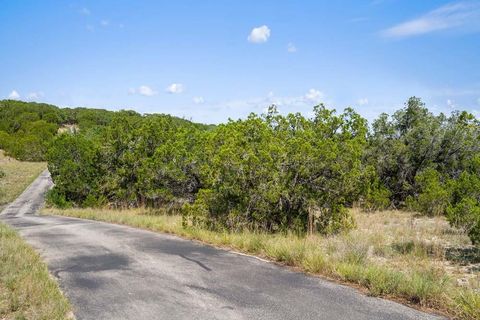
[
  {"left": 43, "top": 206, "right": 480, "bottom": 319},
  {"left": 0, "top": 224, "right": 71, "bottom": 320},
  {"left": 0, "top": 150, "right": 47, "bottom": 206},
  {"left": 0, "top": 150, "right": 71, "bottom": 319}
]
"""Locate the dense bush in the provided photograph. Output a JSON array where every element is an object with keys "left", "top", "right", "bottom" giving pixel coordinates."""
[
  {"left": 0, "top": 100, "right": 119, "bottom": 161},
  {"left": 446, "top": 159, "right": 480, "bottom": 244},
  {"left": 5, "top": 98, "right": 480, "bottom": 242},
  {"left": 184, "top": 106, "right": 367, "bottom": 233},
  {"left": 365, "top": 97, "right": 480, "bottom": 243},
  {"left": 406, "top": 168, "right": 450, "bottom": 216},
  {"left": 47, "top": 111, "right": 207, "bottom": 209}
]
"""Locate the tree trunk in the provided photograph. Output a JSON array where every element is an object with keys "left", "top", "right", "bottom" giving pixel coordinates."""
[{"left": 307, "top": 206, "right": 314, "bottom": 235}]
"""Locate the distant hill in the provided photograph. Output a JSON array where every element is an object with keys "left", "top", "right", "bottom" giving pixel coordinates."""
[{"left": 0, "top": 100, "right": 213, "bottom": 161}]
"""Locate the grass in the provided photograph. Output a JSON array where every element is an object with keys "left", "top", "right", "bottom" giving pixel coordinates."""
[
  {"left": 43, "top": 207, "right": 480, "bottom": 319},
  {"left": 0, "top": 224, "right": 71, "bottom": 320},
  {"left": 0, "top": 150, "right": 71, "bottom": 319},
  {"left": 0, "top": 150, "right": 47, "bottom": 206}
]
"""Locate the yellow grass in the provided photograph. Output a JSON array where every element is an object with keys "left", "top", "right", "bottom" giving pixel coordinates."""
[
  {"left": 0, "top": 150, "right": 47, "bottom": 206},
  {"left": 0, "top": 150, "right": 71, "bottom": 319},
  {"left": 43, "top": 206, "right": 480, "bottom": 319},
  {"left": 0, "top": 224, "right": 71, "bottom": 320}
]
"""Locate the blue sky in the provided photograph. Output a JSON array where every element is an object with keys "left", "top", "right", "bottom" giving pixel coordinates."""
[{"left": 1, "top": 0, "right": 479, "bottom": 123}]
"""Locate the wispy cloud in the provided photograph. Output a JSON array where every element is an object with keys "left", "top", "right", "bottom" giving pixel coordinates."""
[
  {"left": 27, "top": 91, "right": 44, "bottom": 101},
  {"left": 8, "top": 90, "right": 20, "bottom": 100},
  {"left": 79, "top": 7, "right": 90, "bottom": 15},
  {"left": 382, "top": 1, "right": 480, "bottom": 38},
  {"left": 357, "top": 98, "right": 369, "bottom": 106},
  {"left": 193, "top": 96, "right": 204, "bottom": 104},
  {"left": 129, "top": 85, "right": 158, "bottom": 97},
  {"left": 287, "top": 42, "right": 297, "bottom": 53},
  {"left": 217, "top": 89, "right": 327, "bottom": 114}
]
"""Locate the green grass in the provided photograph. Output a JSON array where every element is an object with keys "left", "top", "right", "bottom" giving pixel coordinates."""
[
  {"left": 0, "top": 150, "right": 47, "bottom": 206},
  {"left": 0, "top": 224, "right": 71, "bottom": 320},
  {"left": 43, "top": 207, "right": 480, "bottom": 319}
]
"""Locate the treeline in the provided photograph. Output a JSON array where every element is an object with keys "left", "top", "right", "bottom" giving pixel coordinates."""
[
  {"left": 0, "top": 100, "right": 116, "bottom": 161},
  {"left": 2, "top": 98, "right": 479, "bottom": 243},
  {"left": 366, "top": 97, "right": 480, "bottom": 243}
]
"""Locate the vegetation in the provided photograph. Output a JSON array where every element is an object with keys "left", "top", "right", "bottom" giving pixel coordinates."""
[
  {"left": 0, "top": 150, "right": 70, "bottom": 319},
  {"left": 43, "top": 207, "right": 480, "bottom": 319},
  {"left": 3, "top": 97, "right": 480, "bottom": 317},
  {"left": 42, "top": 97, "right": 480, "bottom": 243},
  {"left": 0, "top": 100, "right": 116, "bottom": 161},
  {"left": 0, "top": 224, "right": 71, "bottom": 320},
  {"left": 0, "top": 150, "right": 47, "bottom": 206}
]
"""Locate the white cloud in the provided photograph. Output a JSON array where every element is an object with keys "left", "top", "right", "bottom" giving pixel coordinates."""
[
  {"left": 79, "top": 7, "right": 90, "bottom": 15},
  {"left": 382, "top": 2, "right": 480, "bottom": 38},
  {"left": 206, "top": 89, "right": 328, "bottom": 122},
  {"left": 193, "top": 96, "right": 204, "bottom": 104},
  {"left": 8, "top": 90, "right": 20, "bottom": 100},
  {"left": 287, "top": 42, "right": 297, "bottom": 53},
  {"left": 27, "top": 91, "right": 44, "bottom": 100},
  {"left": 357, "top": 98, "right": 369, "bottom": 106},
  {"left": 138, "top": 85, "right": 157, "bottom": 96},
  {"left": 247, "top": 25, "right": 271, "bottom": 43},
  {"left": 477, "top": 97, "right": 480, "bottom": 105},
  {"left": 100, "top": 20, "right": 109, "bottom": 27},
  {"left": 129, "top": 85, "right": 158, "bottom": 97},
  {"left": 304, "top": 89, "right": 324, "bottom": 103},
  {"left": 166, "top": 83, "right": 184, "bottom": 94}
]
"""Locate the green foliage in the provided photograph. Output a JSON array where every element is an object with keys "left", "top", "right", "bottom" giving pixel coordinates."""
[
  {"left": 366, "top": 97, "right": 445, "bottom": 206},
  {"left": 447, "top": 197, "right": 480, "bottom": 244},
  {"left": 0, "top": 100, "right": 120, "bottom": 161},
  {"left": 47, "top": 133, "right": 101, "bottom": 206},
  {"left": 359, "top": 166, "right": 391, "bottom": 211},
  {"left": 184, "top": 105, "right": 366, "bottom": 233},
  {"left": 45, "top": 189, "right": 71, "bottom": 209},
  {"left": 47, "top": 111, "right": 206, "bottom": 209},
  {"left": 362, "top": 97, "right": 480, "bottom": 244},
  {"left": 446, "top": 167, "right": 480, "bottom": 244},
  {"left": 406, "top": 168, "right": 450, "bottom": 216},
  {"left": 8, "top": 97, "right": 480, "bottom": 242}
]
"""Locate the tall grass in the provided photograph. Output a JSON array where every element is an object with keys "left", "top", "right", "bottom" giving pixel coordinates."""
[
  {"left": 0, "top": 150, "right": 47, "bottom": 206},
  {"left": 44, "top": 207, "right": 480, "bottom": 319},
  {"left": 0, "top": 223, "right": 71, "bottom": 320}
]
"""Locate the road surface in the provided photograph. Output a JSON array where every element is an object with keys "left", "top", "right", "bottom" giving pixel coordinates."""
[{"left": 0, "top": 170, "right": 445, "bottom": 320}]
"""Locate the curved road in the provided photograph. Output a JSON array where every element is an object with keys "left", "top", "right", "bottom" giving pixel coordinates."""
[{"left": 1, "top": 171, "right": 445, "bottom": 320}]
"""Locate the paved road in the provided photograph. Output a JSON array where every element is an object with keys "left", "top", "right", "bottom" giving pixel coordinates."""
[{"left": 0, "top": 171, "right": 445, "bottom": 320}]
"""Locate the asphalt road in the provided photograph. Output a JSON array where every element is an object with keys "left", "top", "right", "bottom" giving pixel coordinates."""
[{"left": 0, "top": 171, "right": 445, "bottom": 320}]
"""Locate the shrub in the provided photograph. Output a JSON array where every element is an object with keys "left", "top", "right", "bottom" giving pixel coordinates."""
[
  {"left": 185, "top": 106, "right": 367, "bottom": 234},
  {"left": 447, "top": 197, "right": 480, "bottom": 245},
  {"left": 407, "top": 168, "right": 450, "bottom": 216},
  {"left": 360, "top": 166, "right": 391, "bottom": 211},
  {"left": 45, "top": 189, "right": 71, "bottom": 209}
]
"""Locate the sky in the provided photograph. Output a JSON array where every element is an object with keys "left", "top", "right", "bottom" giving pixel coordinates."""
[{"left": 1, "top": 0, "right": 479, "bottom": 124}]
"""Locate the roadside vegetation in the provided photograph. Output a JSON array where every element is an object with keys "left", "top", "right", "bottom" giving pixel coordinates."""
[
  {"left": 0, "top": 150, "right": 46, "bottom": 207},
  {"left": 43, "top": 207, "right": 479, "bottom": 319},
  {"left": 3, "top": 98, "right": 480, "bottom": 318},
  {"left": 0, "top": 151, "right": 71, "bottom": 319},
  {"left": 0, "top": 223, "right": 71, "bottom": 320}
]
